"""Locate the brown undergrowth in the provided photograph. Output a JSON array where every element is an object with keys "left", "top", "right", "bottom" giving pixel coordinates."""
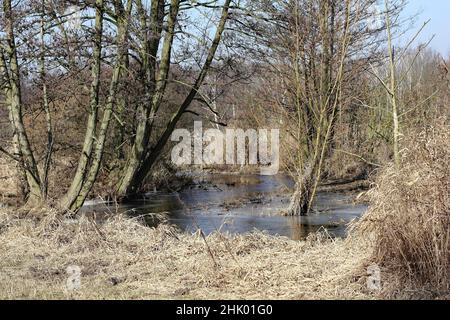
[
  {"left": 355, "top": 120, "right": 450, "bottom": 299},
  {"left": 0, "top": 208, "right": 373, "bottom": 300}
]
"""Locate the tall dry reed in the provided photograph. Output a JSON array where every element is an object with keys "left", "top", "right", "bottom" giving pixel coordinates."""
[{"left": 355, "top": 119, "right": 450, "bottom": 297}]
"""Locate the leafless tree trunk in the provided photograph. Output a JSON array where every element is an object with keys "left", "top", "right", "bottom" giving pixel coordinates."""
[
  {"left": 1, "top": 0, "right": 43, "bottom": 205},
  {"left": 117, "top": 0, "right": 232, "bottom": 197},
  {"left": 60, "top": 0, "right": 105, "bottom": 210}
]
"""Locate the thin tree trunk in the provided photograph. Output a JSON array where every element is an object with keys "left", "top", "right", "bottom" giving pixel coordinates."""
[
  {"left": 0, "top": 49, "right": 28, "bottom": 201},
  {"left": 287, "top": 0, "right": 351, "bottom": 216},
  {"left": 69, "top": 0, "right": 134, "bottom": 212},
  {"left": 3, "top": 0, "right": 42, "bottom": 205},
  {"left": 385, "top": 0, "right": 401, "bottom": 170},
  {"left": 60, "top": 0, "right": 104, "bottom": 210},
  {"left": 118, "top": 0, "right": 180, "bottom": 196},
  {"left": 112, "top": 0, "right": 131, "bottom": 160},
  {"left": 40, "top": 0, "right": 54, "bottom": 199},
  {"left": 119, "top": 0, "right": 232, "bottom": 196}
]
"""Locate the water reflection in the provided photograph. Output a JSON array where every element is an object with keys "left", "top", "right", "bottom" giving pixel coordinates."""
[{"left": 82, "top": 174, "right": 367, "bottom": 240}]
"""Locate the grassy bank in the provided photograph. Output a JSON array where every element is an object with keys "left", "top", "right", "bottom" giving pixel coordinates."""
[{"left": 0, "top": 210, "right": 374, "bottom": 300}]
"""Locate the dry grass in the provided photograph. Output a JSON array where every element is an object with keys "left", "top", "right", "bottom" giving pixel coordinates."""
[
  {"left": 0, "top": 208, "right": 374, "bottom": 300},
  {"left": 355, "top": 120, "right": 450, "bottom": 299},
  {"left": 0, "top": 156, "right": 18, "bottom": 204},
  {"left": 1, "top": 122, "right": 448, "bottom": 300}
]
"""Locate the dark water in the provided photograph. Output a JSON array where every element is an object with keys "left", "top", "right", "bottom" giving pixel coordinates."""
[{"left": 83, "top": 174, "right": 367, "bottom": 240}]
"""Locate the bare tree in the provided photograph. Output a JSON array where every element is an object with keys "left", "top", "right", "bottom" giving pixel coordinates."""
[
  {"left": 232, "top": 0, "right": 406, "bottom": 215},
  {"left": 117, "top": 0, "right": 233, "bottom": 197},
  {"left": 1, "top": 0, "right": 234, "bottom": 211}
]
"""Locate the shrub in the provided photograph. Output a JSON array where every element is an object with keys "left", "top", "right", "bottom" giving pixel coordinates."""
[{"left": 356, "top": 119, "right": 450, "bottom": 297}]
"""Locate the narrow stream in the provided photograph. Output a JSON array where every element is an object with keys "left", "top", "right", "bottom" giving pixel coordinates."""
[{"left": 83, "top": 174, "right": 368, "bottom": 240}]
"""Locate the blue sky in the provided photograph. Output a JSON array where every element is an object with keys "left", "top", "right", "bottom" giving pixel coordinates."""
[{"left": 403, "top": 0, "right": 450, "bottom": 56}]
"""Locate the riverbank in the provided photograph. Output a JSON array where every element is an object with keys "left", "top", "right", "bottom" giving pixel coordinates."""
[
  {"left": 1, "top": 123, "right": 447, "bottom": 300},
  {"left": 0, "top": 208, "right": 374, "bottom": 300}
]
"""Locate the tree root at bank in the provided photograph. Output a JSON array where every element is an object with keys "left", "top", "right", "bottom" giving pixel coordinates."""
[
  {"left": 286, "top": 164, "right": 315, "bottom": 216},
  {"left": 286, "top": 184, "right": 311, "bottom": 216}
]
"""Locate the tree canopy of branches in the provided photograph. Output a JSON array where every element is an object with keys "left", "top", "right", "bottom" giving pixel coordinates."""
[{"left": 1, "top": 0, "right": 232, "bottom": 211}]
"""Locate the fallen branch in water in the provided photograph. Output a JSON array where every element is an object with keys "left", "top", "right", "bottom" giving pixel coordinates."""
[{"left": 319, "top": 179, "right": 371, "bottom": 192}]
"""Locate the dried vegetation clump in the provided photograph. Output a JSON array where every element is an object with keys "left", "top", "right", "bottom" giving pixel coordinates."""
[
  {"left": 0, "top": 209, "right": 373, "bottom": 300},
  {"left": 355, "top": 120, "right": 450, "bottom": 298}
]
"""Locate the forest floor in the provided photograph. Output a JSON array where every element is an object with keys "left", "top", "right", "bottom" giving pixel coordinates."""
[{"left": 0, "top": 208, "right": 376, "bottom": 300}]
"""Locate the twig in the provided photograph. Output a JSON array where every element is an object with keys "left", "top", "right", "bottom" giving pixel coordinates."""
[
  {"left": 0, "top": 146, "right": 21, "bottom": 163},
  {"left": 336, "top": 149, "right": 382, "bottom": 167}
]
